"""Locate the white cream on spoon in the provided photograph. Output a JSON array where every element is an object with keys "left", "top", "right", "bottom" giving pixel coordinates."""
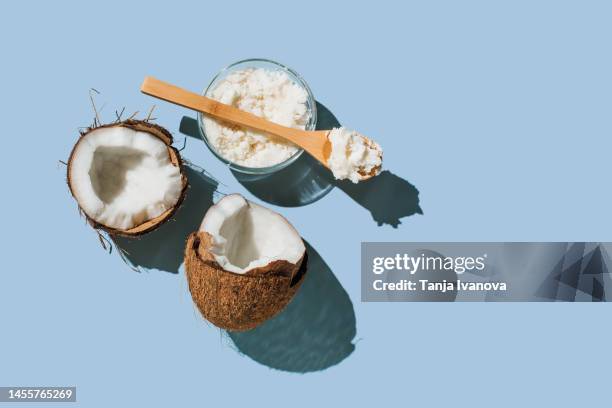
[{"left": 327, "top": 127, "right": 383, "bottom": 183}]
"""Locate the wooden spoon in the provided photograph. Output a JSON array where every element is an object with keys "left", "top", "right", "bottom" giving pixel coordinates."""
[{"left": 140, "top": 76, "right": 332, "bottom": 167}]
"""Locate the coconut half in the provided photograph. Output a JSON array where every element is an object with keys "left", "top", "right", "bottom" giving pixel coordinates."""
[
  {"left": 67, "top": 120, "right": 188, "bottom": 236},
  {"left": 185, "top": 194, "right": 307, "bottom": 331}
]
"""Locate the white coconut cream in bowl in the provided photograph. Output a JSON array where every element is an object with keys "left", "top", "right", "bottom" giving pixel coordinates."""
[{"left": 198, "top": 59, "right": 317, "bottom": 175}]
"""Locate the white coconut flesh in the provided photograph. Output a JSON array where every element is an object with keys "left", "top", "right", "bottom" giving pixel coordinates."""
[
  {"left": 69, "top": 126, "right": 183, "bottom": 230},
  {"left": 200, "top": 194, "right": 305, "bottom": 274}
]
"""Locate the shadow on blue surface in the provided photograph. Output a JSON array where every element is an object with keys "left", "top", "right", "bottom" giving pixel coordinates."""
[
  {"left": 227, "top": 241, "right": 356, "bottom": 373},
  {"left": 337, "top": 170, "right": 422, "bottom": 228},
  {"left": 231, "top": 153, "right": 333, "bottom": 207},
  {"left": 179, "top": 101, "right": 422, "bottom": 227},
  {"left": 113, "top": 165, "right": 218, "bottom": 273}
]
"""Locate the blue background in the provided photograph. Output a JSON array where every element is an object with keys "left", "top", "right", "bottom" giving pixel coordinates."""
[{"left": 1, "top": 0, "right": 611, "bottom": 406}]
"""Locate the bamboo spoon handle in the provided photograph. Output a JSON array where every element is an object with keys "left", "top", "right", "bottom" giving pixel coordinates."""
[
  {"left": 140, "top": 77, "right": 383, "bottom": 180},
  {"left": 141, "top": 76, "right": 309, "bottom": 143}
]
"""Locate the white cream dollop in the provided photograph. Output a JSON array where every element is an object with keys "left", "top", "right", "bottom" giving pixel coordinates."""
[{"left": 327, "top": 127, "right": 382, "bottom": 183}]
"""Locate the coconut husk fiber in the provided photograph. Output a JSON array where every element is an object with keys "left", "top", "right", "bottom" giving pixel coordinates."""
[
  {"left": 67, "top": 119, "right": 188, "bottom": 237},
  {"left": 185, "top": 232, "right": 307, "bottom": 331}
]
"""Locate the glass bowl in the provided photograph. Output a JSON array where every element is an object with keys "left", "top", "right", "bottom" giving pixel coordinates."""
[{"left": 197, "top": 58, "right": 318, "bottom": 175}]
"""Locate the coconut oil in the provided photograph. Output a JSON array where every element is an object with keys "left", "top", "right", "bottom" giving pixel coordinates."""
[
  {"left": 203, "top": 68, "right": 310, "bottom": 168},
  {"left": 327, "top": 127, "right": 382, "bottom": 183}
]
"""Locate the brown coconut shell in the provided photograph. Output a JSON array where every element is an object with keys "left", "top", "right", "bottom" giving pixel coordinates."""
[
  {"left": 66, "top": 119, "right": 188, "bottom": 237},
  {"left": 185, "top": 231, "right": 307, "bottom": 331}
]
